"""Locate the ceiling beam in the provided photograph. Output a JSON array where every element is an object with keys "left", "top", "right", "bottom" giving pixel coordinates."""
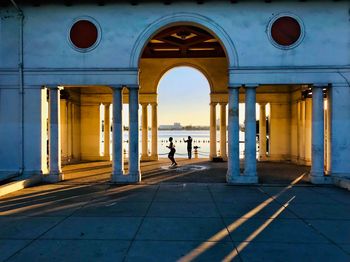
[
  {"left": 148, "top": 42, "right": 222, "bottom": 49},
  {"left": 142, "top": 50, "right": 225, "bottom": 58}
]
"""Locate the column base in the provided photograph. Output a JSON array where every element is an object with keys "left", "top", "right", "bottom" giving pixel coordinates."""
[
  {"left": 101, "top": 156, "right": 112, "bottom": 161},
  {"left": 210, "top": 155, "right": 217, "bottom": 161},
  {"left": 226, "top": 169, "right": 240, "bottom": 183},
  {"left": 332, "top": 176, "right": 350, "bottom": 191},
  {"left": 211, "top": 156, "right": 225, "bottom": 162},
  {"left": 227, "top": 174, "right": 258, "bottom": 184},
  {"left": 258, "top": 156, "right": 268, "bottom": 162},
  {"left": 111, "top": 172, "right": 141, "bottom": 184},
  {"left": 43, "top": 173, "right": 64, "bottom": 183},
  {"left": 309, "top": 173, "right": 332, "bottom": 184},
  {"left": 243, "top": 171, "right": 257, "bottom": 177},
  {"left": 149, "top": 155, "right": 159, "bottom": 161},
  {"left": 140, "top": 155, "right": 151, "bottom": 161},
  {"left": 304, "top": 159, "right": 312, "bottom": 166},
  {"left": 220, "top": 155, "right": 228, "bottom": 161}
]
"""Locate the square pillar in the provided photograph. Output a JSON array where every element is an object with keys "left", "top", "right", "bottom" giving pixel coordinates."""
[
  {"left": 128, "top": 86, "right": 141, "bottom": 182},
  {"left": 220, "top": 103, "right": 227, "bottom": 160},
  {"left": 67, "top": 101, "right": 73, "bottom": 162},
  {"left": 104, "top": 103, "right": 111, "bottom": 161},
  {"left": 310, "top": 85, "right": 329, "bottom": 184},
  {"left": 60, "top": 99, "right": 68, "bottom": 164},
  {"left": 325, "top": 86, "right": 332, "bottom": 175},
  {"left": 305, "top": 98, "right": 312, "bottom": 165},
  {"left": 150, "top": 102, "right": 158, "bottom": 160},
  {"left": 46, "top": 87, "right": 63, "bottom": 183},
  {"left": 111, "top": 87, "right": 124, "bottom": 182},
  {"left": 210, "top": 102, "right": 217, "bottom": 160},
  {"left": 258, "top": 103, "right": 267, "bottom": 161},
  {"left": 243, "top": 85, "right": 258, "bottom": 183},
  {"left": 226, "top": 86, "right": 241, "bottom": 183},
  {"left": 296, "top": 101, "right": 301, "bottom": 163},
  {"left": 299, "top": 100, "right": 306, "bottom": 163},
  {"left": 141, "top": 103, "right": 149, "bottom": 161}
]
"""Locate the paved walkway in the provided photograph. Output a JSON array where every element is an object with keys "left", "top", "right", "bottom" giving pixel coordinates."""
[
  {"left": 61, "top": 158, "right": 310, "bottom": 185},
  {"left": 0, "top": 161, "right": 349, "bottom": 261}
]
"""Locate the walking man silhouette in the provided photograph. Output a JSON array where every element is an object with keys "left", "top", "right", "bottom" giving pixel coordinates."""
[{"left": 183, "top": 136, "right": 193, "bottom": 159}]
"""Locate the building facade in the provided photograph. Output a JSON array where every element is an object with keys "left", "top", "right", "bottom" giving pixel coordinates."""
[{"left": 0, "top": 0, "right": 349, "bottom": 184}]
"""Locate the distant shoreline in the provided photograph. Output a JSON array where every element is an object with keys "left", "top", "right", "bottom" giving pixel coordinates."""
[
  {"left": 123, "top": 127, "right": 212, "bottom": 131},
  {"left": 158, "top": 127, "right": 210, "bottom": 131}
]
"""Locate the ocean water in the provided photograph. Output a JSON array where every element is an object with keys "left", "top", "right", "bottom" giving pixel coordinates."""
[{"left": 120, "top": 130, "right": 246, "bottom": 158}]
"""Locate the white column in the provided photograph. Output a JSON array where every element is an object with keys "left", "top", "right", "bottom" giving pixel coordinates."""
[
  {"left": 141, "top": 103, "right": 149, "bottom": 160},
  {"left": 310, "top": 85, "right": 326, "bottom": 183},
  {"left": 226, "top": 86, "right": 240, "bottom": 183},
  {"left": 299, "top": 100, "right": 306, "bottom": 163},
  {"left": 259, "top": 103, "right": 267, "bottom": 161},
  {"left": 243, "top": 85, "right": 258, "bottom": 182},
  {"left": 151, "top": 102, "right": 158, "bottom": 160},
  {"left": 104, "top": 103, "right": 111, "bottom": 160},
  {"left": 305, "top": 98, "right": 312, "bottom": 165},
  {"left": 210, "top": 102, "right": 217, "bottom": 160},
  {"left": 60, "top": 99, "right": 68, "bottom": 163},
  {"left": 220, "top": 103, "right": 227, "bottom": 159},
  {"left": 326, "top": 87, "right": 332, "bottom": 175},
  {"left": 297, "top": 101, "right": 301, "bottom": 163},
  {"left": 47, "top": 87, "right": 63, "bottom": 182},
  {"left": 128, "top": 86, "right": 141, "bottom": 182},
  {"left": 67, "top": 101, "right": 73, "bottom": 162},
  {"left": 111, "top": 87, "right": 124, "bottom": 182}
]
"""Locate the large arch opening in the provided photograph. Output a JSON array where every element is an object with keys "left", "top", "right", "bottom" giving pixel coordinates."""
[
  {"left": 133, "top": 23, "right": 231, "bottom": 183},
  {"left": 156, "top": 66, "right": 211, "bottom": 159},
  {"left": 138, "top": 24, "right": 229, "bottom": 164}
]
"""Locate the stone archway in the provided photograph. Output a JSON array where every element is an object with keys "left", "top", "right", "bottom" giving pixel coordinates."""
[
  {"left": 137, "top": 22, "right": 230, "bottom": 166},
  {"left": 130, "top": 12, "right": 238, "bottom": 68}
]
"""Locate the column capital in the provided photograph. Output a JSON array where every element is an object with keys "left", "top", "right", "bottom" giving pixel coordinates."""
[
  {"left": 243, "top": 84, "right": 258, "bottom": 89},
  {"left": 259, "top": 102, "right": 267, "bottom": 106},
  {"left": 46, "top": 85, "right": 64, "bottom": 90},
  {"left": 110, "top": 85, "right": 124, "bottom": 90},
  {"left": 312, "top": 84, "right": 327, "bottom": 89},
  {"left": 126, "top": 84, "right": 140, "bottom": 89},
  {"left": 104, "top": 102, "right": 111, "bottom": 106},
  {"left": 228, "top": 85, "right": 242, "bottom": 89},
  {"left": 219, "top": 102, "right": 227, "bottom": 106},
  {"left": 150, "top": 102, "right": 158, "bottom": 107},
  {"left": 312, "top": 83, "right": 332, "bottom": 88},
  {"left": 141, "top": 102, "right": 149, "bottom": 107},
  {"left": 210, "top": 102, "right": 217, "bottom": 106}
]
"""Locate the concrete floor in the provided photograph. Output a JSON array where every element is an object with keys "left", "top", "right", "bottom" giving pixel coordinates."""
[
  {"left": 61, "top": 158, "right": 310, "bottom": 185},
  {"left": 0, "top": 160, "right": 349, "bottom": 261}
]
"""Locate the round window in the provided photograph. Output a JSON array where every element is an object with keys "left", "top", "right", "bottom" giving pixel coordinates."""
[
  {"left": 269, "top": 15, "right": 302, "bottom": 48},
  {"left": 69, "top": 20, "right": 99, "bottom": 50}
]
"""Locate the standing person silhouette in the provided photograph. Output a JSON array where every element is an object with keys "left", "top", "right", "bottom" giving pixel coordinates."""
[
  {"left": 183, "top": 136, "right": 193, "bottom": 159},
  {"left": 167, "top": 137, "right": 177, "bottom": 167}
]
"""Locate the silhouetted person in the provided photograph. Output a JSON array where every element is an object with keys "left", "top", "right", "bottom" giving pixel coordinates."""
[
  {"left": 183, "top": 136, "right": 193, "bottom": 159},
  {"left": 167, "top": 137, "right": 177, "bottom": 166}
]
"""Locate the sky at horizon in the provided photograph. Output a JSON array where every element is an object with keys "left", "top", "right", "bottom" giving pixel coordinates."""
[{"left": 157, "top": 66, "right": 210, "bottom": 126}]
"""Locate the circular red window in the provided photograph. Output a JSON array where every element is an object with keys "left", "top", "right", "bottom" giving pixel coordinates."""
[
  {"left": 70, "top": 20, "right": 98, "bottom": 49},
  {"left": 271, "top": 16, "right": 301, "bottom": 46}
]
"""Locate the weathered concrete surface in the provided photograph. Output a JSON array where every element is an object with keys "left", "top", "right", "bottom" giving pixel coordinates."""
[
  {"left": 60, "top": 159, "right": 310, "bottom": 185},
  {"left": 0, "top": 174, "right": 349, "bottom": 261}
]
